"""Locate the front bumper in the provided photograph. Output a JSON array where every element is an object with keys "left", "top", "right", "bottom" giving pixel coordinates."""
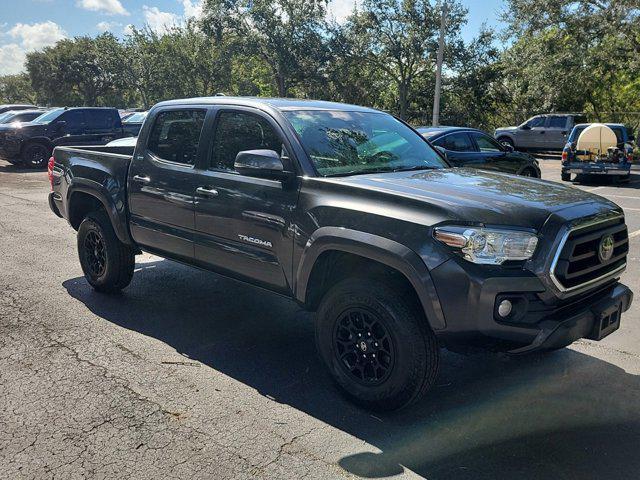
[
  {"left": 430, "top": 257, "right": 633, "bottom": 354},
  {"left": 562, "top": 162, "right": 631, "bottom": 175},
  {"left": 0, "top": 138, "right": 23, "bottom": 160},
  {"left": 508, "top": 283, "right": 632, "bottom": 353}
]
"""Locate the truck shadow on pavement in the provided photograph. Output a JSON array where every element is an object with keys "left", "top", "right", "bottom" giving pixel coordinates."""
[{"left": 63, "top": 259, "right": 640, "bottom": 480}]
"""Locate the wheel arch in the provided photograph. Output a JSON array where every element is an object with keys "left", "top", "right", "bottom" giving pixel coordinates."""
[
  {"left": 21, "top": 136, "right": 53, "bottom": 153},
  {"left": 67, "top": 183, "right": 134, "bottom": 246},
  {"left": 296, "top": 227, "right": 446, "bottom": 331}
]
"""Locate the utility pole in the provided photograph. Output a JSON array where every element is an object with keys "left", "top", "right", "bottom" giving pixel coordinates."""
[{"left": 432, "top": 0, "right": 447, "bottom": 126}]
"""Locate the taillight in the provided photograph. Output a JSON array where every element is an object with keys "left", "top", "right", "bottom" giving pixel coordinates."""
[
  {"left": 627, "top": 152, "right": 633, "bottom": 163},
  {"left": 47, "top": 156, "right": 55, "bottom": 190},
  {"left": 561, "top": 150, "right": 568, "bottom": 163}
]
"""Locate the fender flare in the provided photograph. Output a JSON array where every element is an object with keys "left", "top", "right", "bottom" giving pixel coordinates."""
[
  {"left": 22, "top": 136, "right": 54, "bottom": 152},
  {"left": 295, "top": 227, "right": 446, "bottom": 330},
  {"left": 67, "top": 179, "right": 134, "bottom": 245}
]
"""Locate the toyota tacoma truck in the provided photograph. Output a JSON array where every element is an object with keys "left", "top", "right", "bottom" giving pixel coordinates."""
[{"left": 49, "top": 97, "right": 633, "bottom": 411}]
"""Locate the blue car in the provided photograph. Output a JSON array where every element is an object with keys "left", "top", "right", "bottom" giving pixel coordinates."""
[{"left": 417, "top": 126, "right": 541, "bottom": 177}]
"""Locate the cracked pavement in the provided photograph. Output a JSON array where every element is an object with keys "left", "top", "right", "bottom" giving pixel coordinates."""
[{"left": 1, "top": 159, "right": 639, "bottom": 479}]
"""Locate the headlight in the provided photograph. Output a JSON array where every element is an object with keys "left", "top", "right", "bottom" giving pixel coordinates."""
[{"left": 434, "top": 226, "right": 538, "bottom": 265}]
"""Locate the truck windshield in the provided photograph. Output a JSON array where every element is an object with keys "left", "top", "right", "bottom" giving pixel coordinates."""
[
  {"left": 32, "top": 108, "right": 64, "bottom": 124},
  {"left": 284, "top": 110, "right": 447, "bottom": 176}
]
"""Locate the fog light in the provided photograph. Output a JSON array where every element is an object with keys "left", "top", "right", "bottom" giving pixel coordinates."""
[{"left": 498, "top": 300, "right": 513, "bottom": 318}]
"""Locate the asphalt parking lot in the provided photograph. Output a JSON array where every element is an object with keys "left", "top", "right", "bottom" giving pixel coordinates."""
[{"left": 1, "top": 157, "right": 639, "bottom": 480}]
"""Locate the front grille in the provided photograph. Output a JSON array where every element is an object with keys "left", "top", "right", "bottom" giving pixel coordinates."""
[{"left": 553, "top": 216, "right": 628, "bottom": 291}]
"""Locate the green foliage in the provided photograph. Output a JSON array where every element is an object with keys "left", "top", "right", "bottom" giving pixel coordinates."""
[
  {"left": 0, "top": 0, "right": 637, "bottom": 134},
  {"left": 0, "top": 74, "right": 36, "bottom": 104}
]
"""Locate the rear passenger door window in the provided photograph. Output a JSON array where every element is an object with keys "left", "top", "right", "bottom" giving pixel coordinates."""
[
  {"left": 147, "top": 110, "right": 206, "bottom": 165},
  {"left": 547, "top": 116, "right": 568, "bottom": 129},
  {"left": 209, "top": 111, "right": 284, "bottom": 172}
]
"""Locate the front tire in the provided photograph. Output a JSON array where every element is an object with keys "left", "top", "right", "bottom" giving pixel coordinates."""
[
  {"left": 561, "top": 171, "right": 571, "bottom": 182},
  {"left": 315, "top": 277, "right": 439, "bottom": 411},
  {"left": 498, "top": 137, "right": 515, "bottom": 150},
  {"left": 520, "top": 167, "right": 539, "bottom": 178},
  {"left": 22, "top": 143, "right": 50, "bottom": 169},
  {"left": 77, "top": 210, "right": 135, "bottom": 293}
]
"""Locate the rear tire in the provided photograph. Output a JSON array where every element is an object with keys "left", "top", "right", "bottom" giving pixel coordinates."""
[
  {"left": 77, "top": 210, "right": 135, "bottom": 293},
  {"left": 22, "top": 142, "right": 50, "bottom": 169},
  {"left": 315, "top": 277, "right": 439, "bottom": 411}
]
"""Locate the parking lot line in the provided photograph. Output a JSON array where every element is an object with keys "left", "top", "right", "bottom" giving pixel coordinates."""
[{"left": 601, "top": 194, "right": 640, "bottom": 201}]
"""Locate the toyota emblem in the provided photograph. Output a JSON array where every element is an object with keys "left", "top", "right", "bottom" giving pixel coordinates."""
[{"left": 598, "top": 234, "right": 614, "bottom": 263}]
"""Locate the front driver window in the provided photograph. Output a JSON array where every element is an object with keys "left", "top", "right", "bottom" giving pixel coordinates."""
[
  {"left": 471, "top": 132, "right": 503, "bottom": 152},
  {"left": 210, "top": 111, "right": 283, "bottom": 172},
  {"left": 525, "top": 117, "right": 545, "bottom": 128}
]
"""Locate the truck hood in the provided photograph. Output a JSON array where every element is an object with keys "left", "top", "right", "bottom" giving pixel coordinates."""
[
  {"left": 329, "top": 168, "right": 620, "bottom": 230},
  {"left": 494, "top": 126, "right": 518, "bottom": 133}
]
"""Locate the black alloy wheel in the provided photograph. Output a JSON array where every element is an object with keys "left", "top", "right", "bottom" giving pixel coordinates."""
[
  {"left": 316, "top": 277, "right": 440, "bottom": 411},
  {"left": 333, "top": 308, "right": 395, "bottom": 385},
  {"left": 83, "top": 230, "right": 107, "bottom": 278},
  {"left": 23, "top": 143, "right": 49, "bottom": 169}
]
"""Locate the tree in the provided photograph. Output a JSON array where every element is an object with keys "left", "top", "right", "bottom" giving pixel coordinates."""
[
  {"left": 499, "top": 0, "right": 640, "bottom": 127},
  {"left": 25, "top": 34, "right": 123, "bottom": 106},
  {"left": 0, "top": 74, "right": 37, "bottom": 104},
  {"left": 343, "top": 0, "right": 466, "bottom": 119},
  {"left": 200, "top": 0, "right": 330, "bottom": 97}
]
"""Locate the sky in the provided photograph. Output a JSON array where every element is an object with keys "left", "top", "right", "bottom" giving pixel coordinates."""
[{"left": 0, "top": 0, "right": 506, "bottom": 75}]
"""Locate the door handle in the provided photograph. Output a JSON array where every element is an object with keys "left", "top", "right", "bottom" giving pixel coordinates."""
[
  {"left": 132, "top": 175, "right": 150, "bottom": 184},
  {"left": 196, "top": 187, "right": 219, "bottom": 197}
]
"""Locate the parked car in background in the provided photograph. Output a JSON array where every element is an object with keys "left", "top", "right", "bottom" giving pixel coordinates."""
[
  {"left": 0, "top": 109, "right": 47, "bottom": 125},
  {"left": 495, "top": 113, "right": 588, "bottom": 151},
  {"left": 105, "top": 136, "right": 137, "bottom": 148},
  {"left": 120, "top": 108, "right": 145, "bottom": 121},
  {"left": 122, "top": 111, "right": 147, "bottom": 137},
  {"left": 561, "top": 123, "right": 634, "bottom": 182},
  {"left": 0, "top": 104, "right": 37, "bottom": 114},
  {"left": 0, "top": 107, "right": 125, "bottom": 168},
  {"left": 49, "top": 97, "right": 632, "bottom": 411},
  {"left": 418, "top": 126, "right": 541, "bottom": 177}
]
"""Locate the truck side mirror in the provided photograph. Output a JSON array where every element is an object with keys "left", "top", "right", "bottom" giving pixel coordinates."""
[
  {"left": 520, "top": 124, "right": 531, "bottom": 130},
  {"left": 235, "top": 149, "right": 290, "bottom": 180},
  {"left": 54, "top": 120, "right": 67, "bottom": 131}
]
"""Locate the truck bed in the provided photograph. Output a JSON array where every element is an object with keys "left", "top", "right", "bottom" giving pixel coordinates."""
[{"left": 50, "top": 146, "right": 134, "bottom": 242}]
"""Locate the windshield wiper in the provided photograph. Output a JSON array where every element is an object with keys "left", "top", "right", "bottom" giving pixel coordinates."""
[
  {"left": 392, "top": 165, "right": 440, "bottom": 172},
  {"left": 326, "top": 165, "right": 440, "bottom": 177},
  {"left": 326, "top": 167, "right": 396, "bottom": 177}
]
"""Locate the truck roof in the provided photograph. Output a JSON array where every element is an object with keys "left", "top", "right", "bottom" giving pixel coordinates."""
[{"left": 156, "top": 96, "right": 380, "bottom": 113}]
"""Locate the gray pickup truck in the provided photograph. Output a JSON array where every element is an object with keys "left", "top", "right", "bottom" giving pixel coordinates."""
[
  {"left": 49, "top": 97, "right": 632, "bottom": 411},
  {"left": 495, "top": 114, "right": 587, "bottom": 152}
]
